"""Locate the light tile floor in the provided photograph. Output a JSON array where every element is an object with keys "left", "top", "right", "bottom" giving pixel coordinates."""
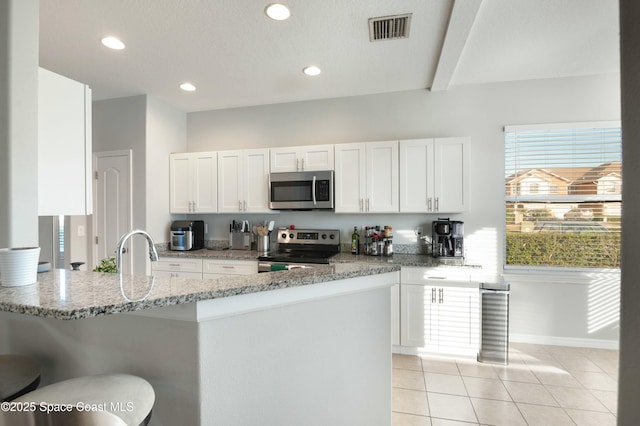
[{"left": 392, "top": 343, "right": 618, "bottom": 426}]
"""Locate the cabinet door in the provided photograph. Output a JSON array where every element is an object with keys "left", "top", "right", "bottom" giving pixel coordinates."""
[
  {"left": 433, "top": 137, "right": 469, "bottom": 212},
  {"left": 436, "top": 286, "right": 479, "bottom": 355},
  {"left": 391, "top": 284, "right": 400, "bottom": 346},
  {"left": 400, "top": 284, "right": 436, "bottom": 347},
  {"left": 169, "top": 153, "right": 193, "bottom": 213},
  {"left": 270, "top": 147, "right": 300, "bottom": 172},
  {"left": 334, "top": 143, "right": 366, "bottom": 213},
  {"left": 300, "top": 145, "right": 334, "bottom": 171},
  {"left": 38, "top": 68, "right": 92, "bottom": 215},
  {"left": 193, "top": 152, "right": 217, "bottom": 213},
  {"left": 243, "top": 149, "right": 270, "bottom": 212},
  {"left": 366, "top": 141, "right": 399, "bottom": 213},
  {"left": 217, "top": 150, "right": 243, "bottom": 212},
  {"left": 400, "top": 139, "right": 434, "bottom": 212}
]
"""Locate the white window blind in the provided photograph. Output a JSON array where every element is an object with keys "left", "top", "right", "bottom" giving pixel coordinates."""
[{"left": 504, "top": 121, "right": 621, "bottom": 269}]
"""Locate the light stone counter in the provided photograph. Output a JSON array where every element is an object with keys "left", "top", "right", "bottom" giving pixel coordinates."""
[
  {"left": 0, "top": 264, "right": 399, "bottom": 425},
  {"left": 0, "top": 262, "right": 400, "bottom": 320},
  {"left": 158, "top": 248, "right": 481, "bottom": 268}
]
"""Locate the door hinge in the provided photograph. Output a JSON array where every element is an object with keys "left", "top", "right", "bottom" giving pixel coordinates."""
[
  {"left": 95, "top": 236, "right": 99, "bottom": 244},
  {"left": 95, "top": 171, "right": 98, "bottom": 180}
]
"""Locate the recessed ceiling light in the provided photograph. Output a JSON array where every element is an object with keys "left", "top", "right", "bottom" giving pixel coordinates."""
[
  {"left": 302, "top": 66, "right": 322, "bottom": 76},
  {"left": 100, "top": 36, "right": 125, "bottom": 50},
  {"left": 179, "top": 82, "right": 197, "bottom": 92},
  {"left": 265, "top": 3, "right": 290, "bottom": 21}
]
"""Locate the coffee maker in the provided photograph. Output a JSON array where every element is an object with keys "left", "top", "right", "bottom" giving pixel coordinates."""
[{"left": 432, "top": 219, "right": 464, "bottom": 258}]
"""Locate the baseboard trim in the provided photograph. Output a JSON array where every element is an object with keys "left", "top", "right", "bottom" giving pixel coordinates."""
[{"left": 510, "top": 333, "right": 619, "bottom": 350}]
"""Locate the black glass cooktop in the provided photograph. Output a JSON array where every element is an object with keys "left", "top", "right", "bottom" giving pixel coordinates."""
[{"left": 258, "top": 251, "right": 335, "bottom": 265}]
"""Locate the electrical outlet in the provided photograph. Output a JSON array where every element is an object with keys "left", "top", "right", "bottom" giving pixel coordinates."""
[{"left": 415, "top": 226, "right": 423, "bottom": 236}]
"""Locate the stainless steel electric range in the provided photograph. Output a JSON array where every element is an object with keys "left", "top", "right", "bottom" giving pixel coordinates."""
[{"left": 257, "top": 228, "right": 340, "bottom": 272}]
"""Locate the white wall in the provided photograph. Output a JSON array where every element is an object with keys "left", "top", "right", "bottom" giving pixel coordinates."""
[
  {"left": 145, "top": 96, "right": 187, "bottom": 245},
  {"left": 92, "top": 96, "right": 147, "bottom": 273}
]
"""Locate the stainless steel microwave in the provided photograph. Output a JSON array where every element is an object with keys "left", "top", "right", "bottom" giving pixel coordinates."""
[{"left": 269, "top": 170, "right": 334, "bottom": 210}]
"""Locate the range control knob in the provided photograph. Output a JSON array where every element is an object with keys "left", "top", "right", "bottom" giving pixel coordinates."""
[
  {"left": 289, "top": 233, "right": 295, "bottom": 239},
  {"left": 329, "top": 234, "right": 335, "bottom": 239},
  {"left": 281, "top": 233, "right": 287, "bottom": 239},
  {"left": 321, "top": 234, "right": 327, "bottom": 239}
]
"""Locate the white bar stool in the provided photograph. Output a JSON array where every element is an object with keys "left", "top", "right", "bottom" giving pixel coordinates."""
[
  {"left": 11, "top": 373, "right": 155, "bottom": 426},
  {"left": 0, "top": 407, "right": 127, "bottom": 426},
  {"left": 0, "top": 354, "right": 41, "bottom": 401}
]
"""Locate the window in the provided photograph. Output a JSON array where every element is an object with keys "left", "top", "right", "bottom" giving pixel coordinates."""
[{"left": 505, "top": 122, "right": 621, "bottom": 269}]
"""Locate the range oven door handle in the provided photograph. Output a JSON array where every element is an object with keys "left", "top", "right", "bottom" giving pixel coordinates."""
[{"left": 312, "top": 175, "right": 317, "bottom": 206}]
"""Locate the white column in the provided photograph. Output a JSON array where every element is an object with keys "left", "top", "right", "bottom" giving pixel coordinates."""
[{"left": 0, "top": 0, "right": 39, "bottom": 248}]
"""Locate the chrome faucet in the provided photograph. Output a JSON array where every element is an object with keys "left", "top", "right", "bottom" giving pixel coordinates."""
[{"left": 115, "top": 229, "right": 159, "bottom": 274}]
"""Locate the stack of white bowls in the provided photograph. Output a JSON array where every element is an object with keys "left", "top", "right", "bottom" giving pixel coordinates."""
[{"left": 0, "top": 247, "right": 41, "bottom": 287}]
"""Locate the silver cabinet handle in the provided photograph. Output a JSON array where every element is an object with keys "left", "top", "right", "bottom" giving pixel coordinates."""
[
  {"left": 222, "top": 265, "right": 235, "bottom": 269},
  {"left": 238, "top": 200, "right": 242, "bottom": 211},
  {"left": 431, "top": 287, "right": 436, "bottom": 304},
  {"left": 439, "top": 288, "right": 444, "bottom": 304},
  {"left": 435, "top": 197, "right": 439, "bottom": 211},
  {"left": 428, "top": 197, "right": 432, "bottom": 211},
  {"left": 359, "top": 198, "right": 363, "bottom": 211},
  {"left": 366, "top": 198, "right": 370, "bottom": 212},
  {"left": 243, "top": 200, "right": 247, "bottom": 211},
  {"left": 301, "top": 158, "right": 305, "bottom": 170}
]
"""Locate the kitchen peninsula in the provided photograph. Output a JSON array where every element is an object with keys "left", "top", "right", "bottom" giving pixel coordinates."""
[{"left": 0, "top": 262, "right": 400, "bottom": 425}]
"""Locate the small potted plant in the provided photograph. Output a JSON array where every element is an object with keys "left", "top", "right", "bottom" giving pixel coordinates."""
[{"left": 93, "top": 257, "right": 117, "bottom": 273}]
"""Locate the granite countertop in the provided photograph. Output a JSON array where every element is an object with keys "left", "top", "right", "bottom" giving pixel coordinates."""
[
  {"left": 0, "top": 262, "right": 400, "bottom": 320},
  {"left": 158, "top": 248, "right": 480, "bottom": 268}
]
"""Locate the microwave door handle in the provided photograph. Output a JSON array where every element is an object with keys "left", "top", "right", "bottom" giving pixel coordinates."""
[{"left": 312, "top": 175, "right": 317, "bottom": 205}]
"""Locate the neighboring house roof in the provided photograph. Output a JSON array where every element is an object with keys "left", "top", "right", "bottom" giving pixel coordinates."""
[
  {"left": 505, "top": 168, "right": 589, "bottom": 184},
  {"left": 571, "top": 162, "right": 622, "bottom": 184},
  {"left": 506, "top": 162, "right": 621, "bottom": 186}
]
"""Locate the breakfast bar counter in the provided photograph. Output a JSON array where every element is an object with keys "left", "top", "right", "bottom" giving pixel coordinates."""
[{"left": 0, "top": 263, "right": 400, "bottom": 426}]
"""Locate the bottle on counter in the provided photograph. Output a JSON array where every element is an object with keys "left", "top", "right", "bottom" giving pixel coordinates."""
[{"left": 351, "top": 226, "right": 360, "bottom": 255}]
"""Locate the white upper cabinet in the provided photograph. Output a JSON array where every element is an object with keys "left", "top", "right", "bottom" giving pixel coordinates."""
[
  {"left": 169, "top": 152, "right": 217, "bottom": 213},
  {"left": 335, "top": 141, "right": 398, "bottom": 213},
  {"left": 270, "top": 144, "right": 334, "bottom": 172},
  {"left": 38, "top": 68, "right": 93, "bottom": 216},
  {"left": 400, "top": 137, "right": 469, "bottom": 213},
  {"left": 218, "top": 149, "right": 270, "bottom": 213}
]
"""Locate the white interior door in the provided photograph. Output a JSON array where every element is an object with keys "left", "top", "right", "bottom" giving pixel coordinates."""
[{"left": 93, "top": 150, "right": 132, "bottom": 274}]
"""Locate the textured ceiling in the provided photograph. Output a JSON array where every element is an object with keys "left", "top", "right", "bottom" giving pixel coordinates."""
[{"left": 38, "top": 0, "right": 620, "bottom": 113}]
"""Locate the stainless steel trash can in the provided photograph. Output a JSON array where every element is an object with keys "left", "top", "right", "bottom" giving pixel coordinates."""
[{"left": 477, "top": 281, "right": 510, "bottom": 364}]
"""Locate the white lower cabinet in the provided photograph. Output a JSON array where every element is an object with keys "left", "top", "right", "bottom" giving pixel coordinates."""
[
  {"left": 203, "top": 259, "right": 258, "bottom": 278},
  {"left": 154, "top": 257, "right": 258, "bottom": 279},
  {"left": 153, "top": 258, "right": 203, "bottom": 279},
  {"left": 400, "top": 267, "right": 479, "bottom": 356}
]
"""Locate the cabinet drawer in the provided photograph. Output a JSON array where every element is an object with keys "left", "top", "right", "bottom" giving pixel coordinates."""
[
  {"left": 203, "top": 259, "right": 258, "bottom": 275},
  {"left": 154, "top": 257, "right": 203, "bottom": 273},
  {"left": 401, "top": 266, "right": 473, "bottom": 287},
  {"left": 153, "top": 270, "right": 203, "bottom": 279}
]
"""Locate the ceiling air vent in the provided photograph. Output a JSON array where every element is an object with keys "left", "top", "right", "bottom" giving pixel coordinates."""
[{"left": 368, "top": 13, "right": 412, "bottom": 42}]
